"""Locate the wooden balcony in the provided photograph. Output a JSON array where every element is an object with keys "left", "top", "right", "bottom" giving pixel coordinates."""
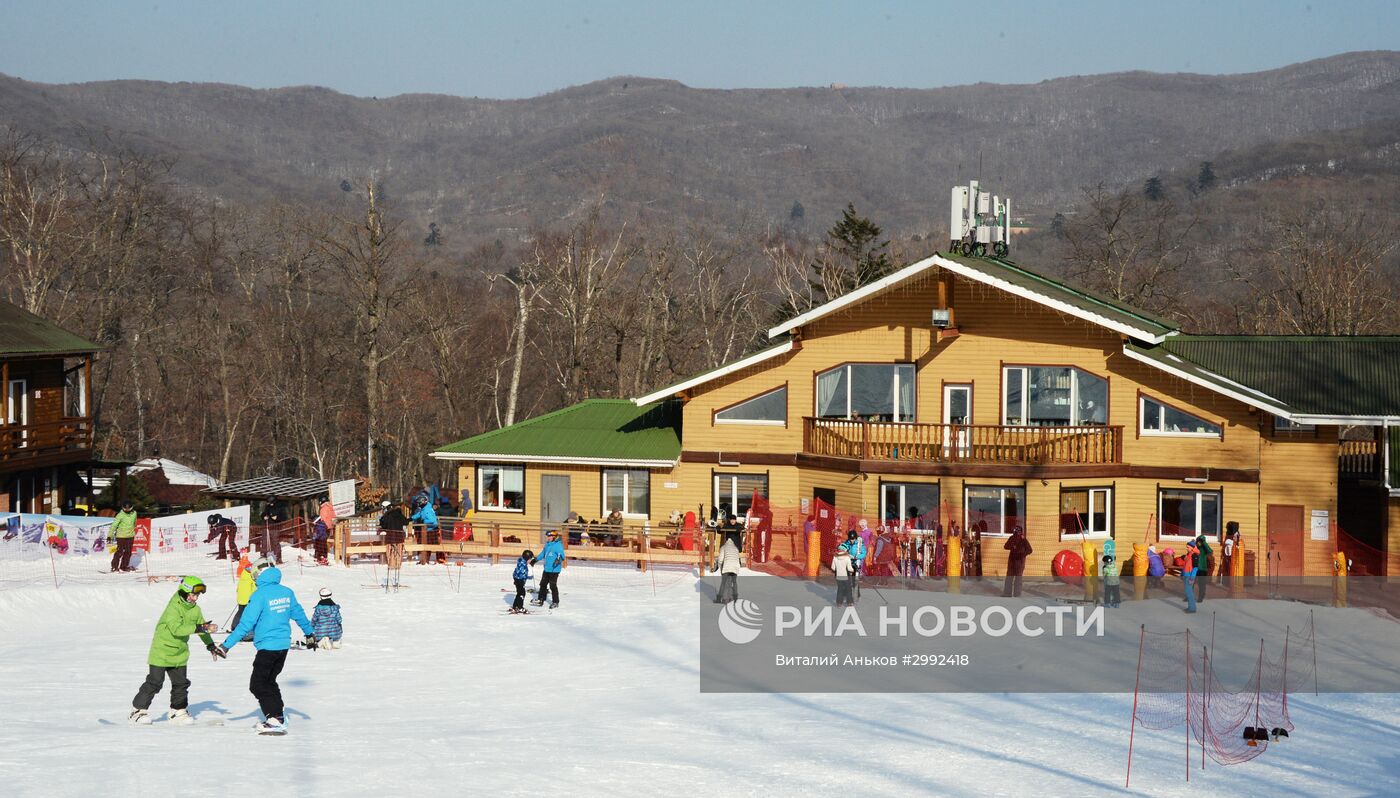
[
  {"left": 803, "top": 417, "right": 1123, "bottom": 466},
  {"left": 0, "top": 418, "right": 94, "bottom": 471},
  {"left": 1339, "top": 439, "right": 1380, "bottom": 480}
]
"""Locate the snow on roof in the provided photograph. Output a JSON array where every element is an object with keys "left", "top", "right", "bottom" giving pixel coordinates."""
[{"left": 128, "top": 457, "right": 220, "bottom": 488}]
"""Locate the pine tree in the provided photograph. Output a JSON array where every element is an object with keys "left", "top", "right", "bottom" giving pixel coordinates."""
[
  {"left": 1196, "top": 162, "right": 1216, "bottom": 192},
  {"left": 1143, "top": 176, "right": 1164, "bottom": 201},
  {"left": 811, "top": 203, "right": 892, "bottom": 301}
]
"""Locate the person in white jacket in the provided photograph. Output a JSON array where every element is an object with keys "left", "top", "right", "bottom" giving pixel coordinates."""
[
  {"left": 832, "top": 547, "right": 855, "bottom": 606},
  {"left": 715, "top": 538, "right": 742, "bottom": 603}
]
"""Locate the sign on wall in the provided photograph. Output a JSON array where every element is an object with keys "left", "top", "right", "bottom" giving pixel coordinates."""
[
  {"left": 1310, "top": 509, "right": 1330, "bottom": 541},
  {"left": 329, "top": 479, "right": 357, "bottom": 518}
]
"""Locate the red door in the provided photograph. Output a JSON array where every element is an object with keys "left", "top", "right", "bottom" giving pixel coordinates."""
[{"left": 1266, "top": 504, "right": 1305, "bottom": 577}]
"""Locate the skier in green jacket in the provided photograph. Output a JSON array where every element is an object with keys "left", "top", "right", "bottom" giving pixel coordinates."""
[
  {"left": 110, "top": 502, "right": 138, "bottom": 572},
  {"left": 128, "top": 576, "right": 226, "bottom": 724}
]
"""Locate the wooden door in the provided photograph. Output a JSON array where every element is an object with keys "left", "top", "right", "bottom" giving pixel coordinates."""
[{"left": 1266, "top": 504, "right": 1305, "bottom": 578}]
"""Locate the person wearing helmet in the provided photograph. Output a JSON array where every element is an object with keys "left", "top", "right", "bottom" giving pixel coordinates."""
[
  {"left": 409, "top": 493, "right": 442, "bottom": 565},
  {"left": 128, "top": 576, "right": 223, "bottom": 725},
  {"left": 510, "top": 548, "right": 534, "bottom": 613},
  {"left": 310, "top": 588, "right": 343, "bottom": 649},
  {"left": 530, "top": 530, "right": 566, "bottom": 608},
  {"left": 844, "top": 528, "right": 867, "bottom": 601},
  {"left": 378, "top": 500, "right": 408, "bottom": 589},
  {"left": 215, "top": 562, "right": 315, "bottom": 735},
  {"left": 110, "top": 501, "right": 138, "bottom": 573}
]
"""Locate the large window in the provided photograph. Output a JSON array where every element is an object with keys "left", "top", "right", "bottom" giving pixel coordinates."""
[
  {"left": 715, "top": 386, "right": 787, "bottom": 425},
  {"left": 881, "top": 482, "right": 940, "bottom": 529},
  {"left": 1159, "top": 489, "right": 1220, "bottom": 539},
  {"left": 603, "top": 469, "right": 650, "bottom": 517},
  {"left": 1060, "top": 487, "right": 1112, "bottom": 538},
  {"left": 816, "top": 364, "right": 915, "bottom": 422},
  {"left": 714, "top": 473, "right": 768, "bottom": 518},
  {"left": 1003, "top": 366, "right": 1108, "bottom": 427},
  {"left": 1273, "top": 415, "right": 1315, "bottom": 433},
  {"left": 964, "top": 485, "right": 1025, "bottom": 537},
  {"left": 1140, "top": 395, "right": 1221, "bottom": 437},
  {"left": 63, "top": 366, "right": 86, "bottom": 418},
  {"left": 478, "top": 464, "right": 525, "bottom": 512}
]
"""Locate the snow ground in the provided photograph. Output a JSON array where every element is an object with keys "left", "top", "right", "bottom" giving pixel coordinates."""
[{"left": 0, "top": 551, "right": 1397, "bottom": 797}]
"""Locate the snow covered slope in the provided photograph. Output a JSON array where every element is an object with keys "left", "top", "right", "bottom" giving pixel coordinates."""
[{"left": 0, "top": 553, "right": 1395, "bottom": 797}]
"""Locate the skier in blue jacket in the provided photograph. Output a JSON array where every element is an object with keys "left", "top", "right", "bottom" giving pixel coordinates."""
[
  {"left": 530, "top": 530, "right": 566, "bottom": 608},
  {"left": 510, "top": 549, "right": 534, "bottom": 613},
  {"left": 410, "top": 494, "right": 442, "bottom": 565},
  {"left": 843, "top": 529, "right": 866, "bottom": 601},
  {"left": 215, "top": 565, "right": 314, "bottom": 734}
]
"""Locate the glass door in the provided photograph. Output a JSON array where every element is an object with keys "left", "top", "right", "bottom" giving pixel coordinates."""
[
  {"left": 7, "top": 379, "right": 28, "bottom": 448},
  {"left": 943, "top": 384, "right": 971, "bottom": 459}
]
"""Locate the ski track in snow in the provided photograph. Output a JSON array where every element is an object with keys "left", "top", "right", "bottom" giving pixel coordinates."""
[{"left": 0, "top": 551, "right": 1397, "bottom": 797}]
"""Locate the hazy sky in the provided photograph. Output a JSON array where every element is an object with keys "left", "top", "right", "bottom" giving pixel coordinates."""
[{"left": 1, "top": 0, "right": 1397, "bottom": 99}]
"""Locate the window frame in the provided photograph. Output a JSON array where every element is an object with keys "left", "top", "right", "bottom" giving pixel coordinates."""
[
  {"left": 1272, "top": 415, "right": 1316, "bottom": 434},
  {"left": 1157, "top": 488, "right": 1222, "bottom": 541},
  {"left": 879, "top": 480, "right": 941, "bottom": 530},
  {"left": 1059, "top": 485, "right": 1114, "bottom": 540},
  {"left": 1000, "top": 364, "right": 1110, "bottom": 427},
  {"left": 476, "top": 463, "right": 526, "bottom": 513},
  {"left": 1138, "top": 393, "right": 1223, "bottom": 439},
  {"left": 962, "top": 484, "right": 1026, "bottom": 538},
  {"left": 713, "top": 472, "right": 769, "bottom": 519},
  {"left": 713, "top": 384, "right": 788, "bottom": 427},
  {"left": 601, "top": 468, "right": 651, "bottom": 519},
  {"left": 814, "top": 362, "right": 917, "bottom": 423}
]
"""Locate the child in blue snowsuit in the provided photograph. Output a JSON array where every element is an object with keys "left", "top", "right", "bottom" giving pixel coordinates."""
[
  {"left": 311, "top": 587, "right": 343, "bottom": 648},
  {"left": 510, "top": 550, "right": 534, "bottom": 613}
]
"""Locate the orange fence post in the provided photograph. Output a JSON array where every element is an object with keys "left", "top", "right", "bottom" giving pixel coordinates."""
[
  {"left": 1333, "top": 550, "right": 1348, "bottom": 607},
  {"left": 1132, "top": 542, "right": 1148, "bottom": 601},
  {"left": 1082, "top": 540, "right": 1099, "bottom": 603},
  {"left": 638, "top": 529, "right": 649, "bottom": 572},
  {"left": 946, "top": 535, "right": 961, "bottom": 594},
  {"left": 1230, "top": 539, "right": 1245, "bottom": 597},
  {"left": 489, "top": 524, "right": 501, "bottom": 566},
  {"left": 805, "top": 526, "right": 820, "bottom": 579}
]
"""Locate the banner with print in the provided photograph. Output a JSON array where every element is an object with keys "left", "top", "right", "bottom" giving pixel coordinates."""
[{"left": 150, "top": 506, "right": 252, "bottom": 554}]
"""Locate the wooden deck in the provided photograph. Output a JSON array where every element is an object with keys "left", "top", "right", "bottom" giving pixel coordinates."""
[{"left": 803, "top": 417, "right": 1123, "bottom": 466}]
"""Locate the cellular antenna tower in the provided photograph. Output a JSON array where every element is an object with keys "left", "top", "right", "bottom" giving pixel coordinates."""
[{"left": 949, "top": 180, "right": 1010, "bottom": 258}]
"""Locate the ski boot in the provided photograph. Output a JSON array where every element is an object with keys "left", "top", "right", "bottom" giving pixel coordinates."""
[
  {"left": 255, "top": 716, "right": 287, "bottom": 735},
  {"left": 549, "top": 601, "right": 559, "bottom": 609},
  {"left": 128, "top": 708, "right": 151, "bottom": 725},
  {"left": 169, "top": 708, "right": 193, "bottom": 725}
]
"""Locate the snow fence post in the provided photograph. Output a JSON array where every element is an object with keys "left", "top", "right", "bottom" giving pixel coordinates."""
[
  {"left": 946, "top": 534, "right": 960, "bottom": 594},
  {"left": 1125, "top": 624, "right": 1145, "bottom": 788}
]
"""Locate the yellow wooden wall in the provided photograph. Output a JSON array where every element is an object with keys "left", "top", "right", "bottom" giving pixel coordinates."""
[{"left": 454, "top": 461, "right": 681, "bottom": 527}]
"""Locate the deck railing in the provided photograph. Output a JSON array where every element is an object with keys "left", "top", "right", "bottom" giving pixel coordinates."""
[
  {"left": 1339, "top": 439, "right": 1379, "bottom": 478},
  {"left": 803, "top": 417, "right": 1123, "bottom": 466},
  {"left": 0, "top": 418, "right": 93, "bottom": 466}
]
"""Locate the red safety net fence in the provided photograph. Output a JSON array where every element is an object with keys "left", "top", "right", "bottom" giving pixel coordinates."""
[
  {"left": 1334, "top": 522, "right": 1386, "bottom": 577},
  {"left": 1125, "top": 614, "right": 1318, "bottom": 786}
]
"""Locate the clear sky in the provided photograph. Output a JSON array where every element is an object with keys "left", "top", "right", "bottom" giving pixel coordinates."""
[{"left": 1, "top": 0, "right": 1397, "bottom": 99}]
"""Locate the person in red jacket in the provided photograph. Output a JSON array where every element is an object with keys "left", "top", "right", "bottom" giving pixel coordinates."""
[{"left": 1002, "top": 526, "right": 1033, "bottom": 597}]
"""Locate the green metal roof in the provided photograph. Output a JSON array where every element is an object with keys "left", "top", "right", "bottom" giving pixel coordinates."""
[
  {"left": 1129, "top": 335, "right": 1400, "bottom": 417},
  {"left": 940, "top": 252, "right": 1180, "bottom": 338},
  {"left": 431, "top": 399, "right": 681, "bottom": 464},
  {"left": 0, "top": 300, "right": 101, "bottom": 357}
]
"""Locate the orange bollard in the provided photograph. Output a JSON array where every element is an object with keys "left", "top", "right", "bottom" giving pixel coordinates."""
[
  {"left": 805, "top": 528, "right": 821, "bottom": 580},
  {"left": 1132, "top": 542, "right": 1148, "bottom": 601},
  {"left": 1333, "top": 551, "right": 1348, "bottom": 607},
  {"left": 1081, "top": 541, "right": 1099, "bottom": 603},
  {"left": 1230, "top": 540, "right": 1245, "bottom": 597},
  {"left": 946, "top": 535, "right": 962, "bottom": 594}
]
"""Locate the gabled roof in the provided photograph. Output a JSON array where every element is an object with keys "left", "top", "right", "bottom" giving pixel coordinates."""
[
  {"left": 1126, "top": 335, "right": 1400, "bottom": 423},
  {"left": 632, "top": 337, "right": 795, "bottom": 406},
  {"left": 766, "top": 252, "right": 1178, "bottom": 344},
  {"left": 0, "top": 299, "right": 101, "bottom": 357},
  {"left": 204, "top": 476, "right": 334, "bottom": 501},
  {"left": 431, "top": 399, "right": 681, "bottom": 467}
]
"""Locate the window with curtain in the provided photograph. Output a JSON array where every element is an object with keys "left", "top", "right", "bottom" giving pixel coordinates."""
[
  {"left": 602, "top": 469, "right": 650, "bottom": 516},
  {"left": 478, "top": 464, "right": 525, "bottom": 511},
  {"left": 1002, "top": 366, "right": 1108, "bottom": 426},
  {"left": 815, "top": 364, "right": 915, "bottom": 422},
  {"left": 1060, "top": 487, "right": 1112, "bottom": 537},
  {"left": 1159, "top": 489, "right": 1221, "bottom": 538}
]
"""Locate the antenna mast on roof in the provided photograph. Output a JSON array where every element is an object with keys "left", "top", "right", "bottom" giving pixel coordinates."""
[{"left": 949, "top": 179, "right": 1010, "bottom": 258}]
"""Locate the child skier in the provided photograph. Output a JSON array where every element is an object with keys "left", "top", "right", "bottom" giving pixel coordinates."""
[
  {"left": 310, "top": 588, "right": 342, "bottom": 648},
  {"left": 832, "top": 545, "right": 854, "bottom": 606},
  {"left": 530, "top": 530, "right": 566, "bottom": 608},
  {"left": 215, "top": 564, "right": 315, "bottom": 734},
  {"left": 510, "top": 549, "right": 534, "bottom": 613},
  {"left": 129, "top": 576, "right": 225, "bottom": 724},
  {"left": 843, "top": 529, "right": 866, "bottom": 599},
  {"left": 1101, "top": 555, "right": 1121, "bottom": 608}
]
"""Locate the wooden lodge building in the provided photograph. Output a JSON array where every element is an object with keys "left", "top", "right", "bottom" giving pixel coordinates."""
[
  {"left": 432, "top": 252, "right": 1400, "bottom": 578},
  {"left": 0, "top": 300, "right": 121, "bottom": 514}
]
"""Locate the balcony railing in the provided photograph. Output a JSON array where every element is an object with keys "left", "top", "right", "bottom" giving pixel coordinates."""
[
  {"left": 0, "top": 418, "right": 93, "bottom": 466},
  {"left": 803, "top": 417, "right": 1123, "bottom": 466},
  {"left": 1339, "top": 439, "right": 1379, "bottom": 479}
]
